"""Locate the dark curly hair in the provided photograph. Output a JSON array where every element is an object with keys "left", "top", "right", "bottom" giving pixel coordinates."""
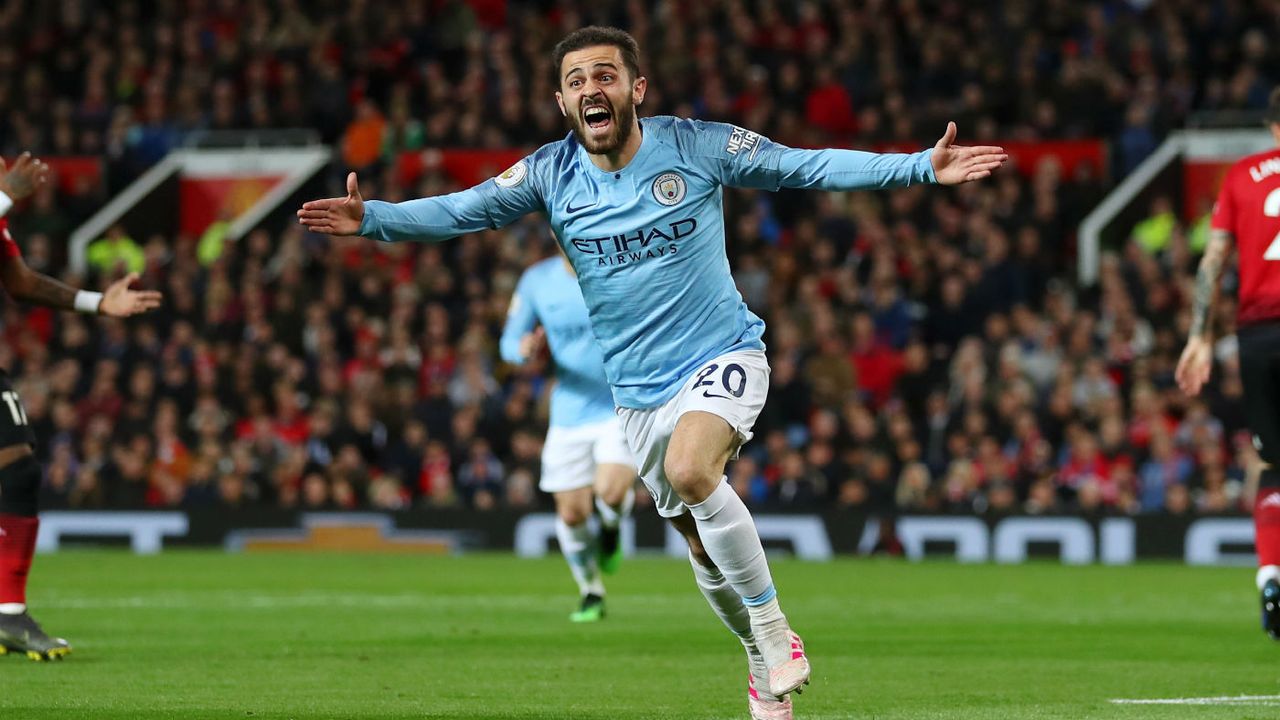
[{"left": 551, "top": 26, "right": 641, "bottom": 86}]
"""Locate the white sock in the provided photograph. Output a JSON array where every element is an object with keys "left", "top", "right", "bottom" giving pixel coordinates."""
[
  {"left": 596, "top": 488, "right": 635, "bottom": 530},
  {"left": 687, "top": 480, "right": 784, "bottom": 626},
  {"left": 556, "top": 518, "right": 604, "bottom": 597},
  {"left": 1257, "top": 565, "right": 1280, "bottom": 591},
  {"left": 688, "top": 550, "right": 753, "bottom": 644},
  {"left": 687, "top": 552, "right": 782, "bottom": 702},
  {"left": 0, "top": 602, "right": 25, "bottom": 615}
]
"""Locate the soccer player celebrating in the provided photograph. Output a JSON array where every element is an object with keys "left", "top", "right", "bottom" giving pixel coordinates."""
[
  {"left": 299, "top": 27, "right": 1005, "bottom": 716},
  {"left": 500, "top": 250, "right": 636, "bottom": 622},
  {"left": 0, "top": 154, "right": 162, "bottom": 660},
  {"left": 1177, "top": 87, "right": 1280, "bottom": 640}
]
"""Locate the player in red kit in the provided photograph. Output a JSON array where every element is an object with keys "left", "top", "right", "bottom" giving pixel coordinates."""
[
  {"left": 1177, "top": 88, "right": 1280, "bottom": 640},
  {"left": 0, "top": 154, "right": 162, "bottom": 660}
]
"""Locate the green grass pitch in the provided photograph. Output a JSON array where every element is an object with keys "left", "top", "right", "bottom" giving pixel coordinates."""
[{"left": 1, "top": 552, "right": 1278, "bottom": 719}]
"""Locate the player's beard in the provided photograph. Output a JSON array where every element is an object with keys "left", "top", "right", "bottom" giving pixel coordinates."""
[{"left": 570, "top": 97, "right": 636, "bottom": 155}]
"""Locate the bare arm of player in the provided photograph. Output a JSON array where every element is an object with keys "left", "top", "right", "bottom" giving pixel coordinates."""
[
  {"left": 0, "top": 256, "right": 162, "bottom": 317},
  {"left": 1244, "top": 454, "right": 1262, "bottom": 508},
  {"left": 1176, "top": 229, "right": 1233, "bottom": 396}
]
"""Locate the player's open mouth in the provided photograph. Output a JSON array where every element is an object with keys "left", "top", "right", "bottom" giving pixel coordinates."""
[{"left": 583, "top": 105, "right": 612, "bottom": 132}]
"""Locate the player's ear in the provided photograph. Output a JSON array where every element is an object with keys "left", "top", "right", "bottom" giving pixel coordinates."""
[
  {"left": 555, "top": 91, "right": 567, "bottom": 118},
  {"left": 633, "top": 76, "right": 647, "bottom": 106}
]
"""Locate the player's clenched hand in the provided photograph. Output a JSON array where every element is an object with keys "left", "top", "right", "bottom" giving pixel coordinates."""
[
  {"left": 297, "top": 172, "right": 365, "bottom": 236},
  {"left": 1175, "top": 337, "right": 1213, "bottom": 397},
  {"left": 930, "top": 122, "right": 1008, "bottom": 185},
  {"left": 0, "top": 152, "right": 50, "bottom": 201},
  {"left": 100, "top": 272, "right": 163, "bottom": 317},
  {"left": 519, "top": 327, "right": 546, "bottom": 360}
]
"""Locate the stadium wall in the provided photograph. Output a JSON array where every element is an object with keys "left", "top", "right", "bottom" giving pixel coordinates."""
[{"left": 34, "top": 510, "right": 1254, "bottom": 566}]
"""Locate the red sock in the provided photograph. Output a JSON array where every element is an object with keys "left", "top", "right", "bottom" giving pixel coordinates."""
[
  {"left": 0, "top": 514, "right": 38, "bottom": 605},
  {"left": 1256, "top": 488, "right": 1280, "bottom": 567}
]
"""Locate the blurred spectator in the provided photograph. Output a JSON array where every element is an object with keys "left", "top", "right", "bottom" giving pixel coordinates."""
[
  {"left": 87, "top": 226, "right": 145, "bottom": 275},
  {"left": 1139, "top": 434, "right": 1193, "bottom": 513},
  {"left": 457, "top": 439, "right": 504, "bottom": 509},
  {"left": 1132, "top": 197, "right": 1177, "bottom": 255},
  {"left": 343, "top": 99, "right": 387, "bottom": 173}
]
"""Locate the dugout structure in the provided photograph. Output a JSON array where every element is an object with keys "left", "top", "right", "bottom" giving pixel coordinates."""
[
  {"left": 1079, "top": 127, "right": 1274, "bottom": 285},
  {"left": 68, "top": 131, "right": 330, "bottom": 276}
]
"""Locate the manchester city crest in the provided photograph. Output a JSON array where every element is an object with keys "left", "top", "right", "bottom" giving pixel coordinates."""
[{"left": 651, "top": 172, "right": 687, "bottom": 206}]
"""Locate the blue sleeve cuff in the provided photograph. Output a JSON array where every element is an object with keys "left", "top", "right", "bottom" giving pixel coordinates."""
[
  {"left": 499, "top": 341, "right": 526, "bottom": 365},
  {"left": 920, "top": 149, "right": 938, "bottom": 184},
  {"left": 358, "top": 202, "right": 378, "bottom": 238}
]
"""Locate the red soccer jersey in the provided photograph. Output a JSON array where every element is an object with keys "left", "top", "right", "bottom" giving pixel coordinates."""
[
  {"left": 0, "top": 218, "right": 21, "bottom": 260},
  {"left": 1213, "top": 147, "right": 1280, "bottom": 326}
]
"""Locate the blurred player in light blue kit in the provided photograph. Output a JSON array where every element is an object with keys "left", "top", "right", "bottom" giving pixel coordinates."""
[
  {"left": 300, "top": 25, "right": 1005, "bottom": 719},
  {"left": 500, "top": 251, "right": 636, "bottom": 623}
]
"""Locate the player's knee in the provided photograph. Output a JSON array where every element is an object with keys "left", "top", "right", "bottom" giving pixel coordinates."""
[
  {"left": 597, "top": 481, "right": 628, "bottom": 509},
  {"left": 557, "top": 502, "right": 590, "bottom": 527},
  {"left": 664, "top": 454, "right": 715, "bottom": 499},
  {"left": 0, "top": 450, "right": 40, "bottom": 517}
]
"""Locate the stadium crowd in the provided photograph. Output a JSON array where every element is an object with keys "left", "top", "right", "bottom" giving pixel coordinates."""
[{"left": 0, "top": 0, "right": 1276, "bottom": 515}]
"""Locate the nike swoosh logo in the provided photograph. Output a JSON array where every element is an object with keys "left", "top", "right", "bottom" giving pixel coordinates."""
[{"left": 565, "top": 201, "right": 595, "bottom": 214}]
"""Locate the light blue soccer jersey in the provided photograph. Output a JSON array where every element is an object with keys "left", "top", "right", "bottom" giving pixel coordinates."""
[
  {"left": 360, "top": 116, "right": 937, "bottom": 409},
  {"left": 500, "top": 256, "right": 616, "bottom": 428}
]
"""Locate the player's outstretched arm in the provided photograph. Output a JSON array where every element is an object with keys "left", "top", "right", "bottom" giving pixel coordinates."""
[
  {"left": 709, "top": 119, "right": 1005, "bottom": 192},
  {"left": 298, "top": 160, "right": 543, "bottom": 243},
  {"left": 0, "top": 252, "right": 162, "bottom": 317},
  {"left": 1176, "top": 229, "right": 1232, "bottom": 396},
  {"left": 0, "top": 152, "right": 160, "bottom": 317},
  {"left": 929, "top": 122, "right": 1009, "bottom": 185}
]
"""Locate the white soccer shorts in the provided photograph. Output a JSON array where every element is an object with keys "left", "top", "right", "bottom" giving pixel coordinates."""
[
  {"left": 617, "top": 349, "right": 770, "bottom": 518},
  {"left": 539, "top": 416, "right": 635, "bottom": 494}
]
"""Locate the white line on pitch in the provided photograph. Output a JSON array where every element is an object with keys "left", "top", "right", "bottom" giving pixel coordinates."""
[{"left": 1110, "top": 694, "right": 1280, "bottom": 705}]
